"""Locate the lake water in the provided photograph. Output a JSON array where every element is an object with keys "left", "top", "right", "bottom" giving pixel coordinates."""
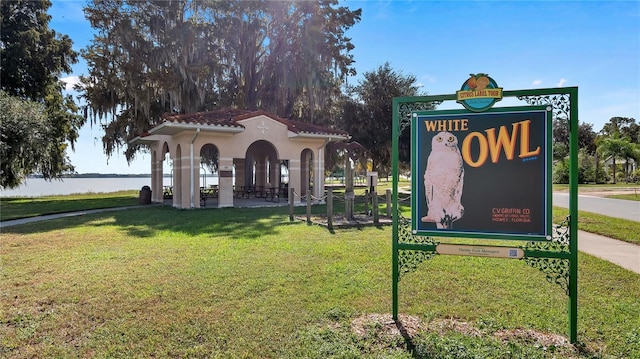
[{"left": 0, "top": 177, "right": 219, "bottom": 197}]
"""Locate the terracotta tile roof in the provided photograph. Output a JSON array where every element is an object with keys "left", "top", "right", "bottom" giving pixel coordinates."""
[
  {"left": 160, "top": 109, "right": 250, "bottom": 129},
  {"left": 157, "top": 109, "right": 348, "bottom": 136}
]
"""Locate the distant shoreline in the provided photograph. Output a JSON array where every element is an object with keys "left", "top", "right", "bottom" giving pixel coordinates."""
[{"left": 27, "top": 174, "right": 151, "bottom": 178}]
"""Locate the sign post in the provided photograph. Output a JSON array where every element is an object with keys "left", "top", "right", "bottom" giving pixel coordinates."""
[{"left": 391, "top": 76, "right": 578, "bottom": 343}]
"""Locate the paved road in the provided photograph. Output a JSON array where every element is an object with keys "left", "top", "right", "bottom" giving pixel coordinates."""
[{"left": 553, "top": 193, "right": 639, "bottom": 222}]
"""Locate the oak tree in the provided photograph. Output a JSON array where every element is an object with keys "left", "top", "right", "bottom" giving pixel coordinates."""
[
  {"left": 80, "top": 0, "right": 361, "bottom": 162},
  {"left": 0, "top": 0, "right": 83, "bottom": 188},
  {"left": 339, "top": 62, "right": 427, "bottom": 176}
]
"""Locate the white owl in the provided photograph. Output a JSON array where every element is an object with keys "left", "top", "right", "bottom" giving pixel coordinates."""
[{"left": 421, "top": 131, "right": 464, "bottom": 229}]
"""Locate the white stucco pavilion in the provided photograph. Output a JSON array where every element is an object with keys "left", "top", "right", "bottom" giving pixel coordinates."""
[{"left": 130, "top": 109, "right": 349, "bottom": 209}]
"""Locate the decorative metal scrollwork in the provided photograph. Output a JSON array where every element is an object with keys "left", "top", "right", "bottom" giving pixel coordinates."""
[
  {"left": 399, "top": 249, "right": 436, "bottom": 280},
  {"left": 398, "top": 101, "right": 442, "bottom": 134},
  {"left": 522, "top": 216, "right": 571, "bottom": 294},
  {"left": 524, "top": 216, "right": 571, "bottom": 252},
  {"left": 397, "top": 213, "right": 438, "bottom": 280},
  {"left": 524, "top": 257, "right": 570, "bottom": 295},
  {"left": 516, "top": 93, "right": 574, "bottom": 296},
  {"left": 517, "top": 93, "right": 571, "bottom": 122}
]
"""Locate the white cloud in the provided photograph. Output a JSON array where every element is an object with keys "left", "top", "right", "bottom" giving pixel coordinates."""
[
  {"left": 422, "top": 74, "right": 437, "bottom": 84},
  {"left": 557, "top": 78, "right": 567, "bottom": 87},
  {"left": 532, "top": 79, "right": 542, "bottom": 86},
  {"left": 60, "top": 76, "right": 81, "bottom": 91}
]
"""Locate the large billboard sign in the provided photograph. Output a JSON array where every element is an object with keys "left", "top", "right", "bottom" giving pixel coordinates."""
[{"left": 411, "top": 106, "right": 552, "bottom": 240}]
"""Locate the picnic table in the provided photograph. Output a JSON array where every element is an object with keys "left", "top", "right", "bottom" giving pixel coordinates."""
[
  {"left": 234, "top": 185, "right": 253, "bottom": 198},
  {"left": 200, "top": 186, "right": 218, "bottom": 206},
  {"left": 264, "top": 187, "right": 279, "bottom": 202},
  {"left": 163, "top": 186, "right": 173, "bottom": 199}
]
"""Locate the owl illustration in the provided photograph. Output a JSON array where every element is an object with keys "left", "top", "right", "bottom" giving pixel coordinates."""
[{"left": 421, "top": 131, "right": 465, "bottom": 229}]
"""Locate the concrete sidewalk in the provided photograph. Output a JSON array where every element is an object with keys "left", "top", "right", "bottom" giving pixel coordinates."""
[
  {"left": 2, "top": 205, "right": 639, "bottom": 274},
  {"left": 578, "top": 230, "right": 640, "bottom": 274}
]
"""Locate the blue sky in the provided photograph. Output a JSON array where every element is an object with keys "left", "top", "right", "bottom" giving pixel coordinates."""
[{"left": 49, "top": 0, "right": 639, "bottom": 174}]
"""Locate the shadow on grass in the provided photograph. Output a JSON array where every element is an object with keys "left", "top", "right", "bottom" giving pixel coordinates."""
[
  {"left": 0, "top": 195, "right": 138, "bottom": 221},
  {"left": 2, "top": 205, "right": 300, "bottom": 240}
]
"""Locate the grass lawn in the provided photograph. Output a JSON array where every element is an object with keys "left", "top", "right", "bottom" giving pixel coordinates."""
[
  {"left": 553, "top": 183, "right": 640, "bottom": 201},
  {"left": 0, "top": 191, "right": 139, "bottom": 222},
  {"left": 2, "top": 205, "right": 639, "bottom": 358},
  {"left": 553, "top": 207, "right": 640, "bottom": 245}
]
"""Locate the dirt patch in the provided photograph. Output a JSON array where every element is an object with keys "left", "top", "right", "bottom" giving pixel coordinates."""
[
  {"left": 351, "top": 313, "right": 422, "bottom": 339},
  {"left": 350, "top": 314, "right": 572, "bottom": 349},
  {"left": 494, "top": 328, "right": 569, "bottom": 347},
  {"left": 425, "top": 318, "right": 482, "bottom": 337}
]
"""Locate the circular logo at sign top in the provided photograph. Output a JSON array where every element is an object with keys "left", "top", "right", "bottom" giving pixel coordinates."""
[{"left": 456, "top": 73, "right": 503, "bottom": 112}]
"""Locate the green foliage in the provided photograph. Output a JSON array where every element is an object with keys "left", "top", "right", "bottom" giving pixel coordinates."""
[
  {"left": 600, "top": 117, "right": 639, "bottom": 144},
  {"left": 81, "top": 0, "right": 361, "bottom": 161},
  {"left": 576, "top": 149, "right": 606, "bottom": 184},
  {"left": 413, "top": 332, "right": 554, "bottom": 359},
  {"left": 0, "top": 0, "right": 76, "bottom": 99},
  {"left": 339, "top": 62, "right": 426, "bottom": 175},
  {"left": 0, "top": 0, "right": 83, "bottom": 188},
  {"left": 552, "top": 120, "right": 597, "bottom": 159},
  {"left": 199, "top": 144, "right": 219, "bottom": 173},
  {"left": 0, "top": 92, "right": 75, "bottom": 189},
  {"left": 552, "top": 159, "right": 569, "bottom": 184},
  {"left": 597, "top": 136, "right": 638, "bottom": 183},
  {"left": 553, "top": 206, "right": 640, "bottom": 245},
  {"left": 552, "top": 142, "right": 569, "bottom": 161}
]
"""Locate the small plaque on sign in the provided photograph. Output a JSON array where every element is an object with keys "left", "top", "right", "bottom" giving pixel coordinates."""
[{"left": 436, "top": 244, "right": 524, "bottom": 259}]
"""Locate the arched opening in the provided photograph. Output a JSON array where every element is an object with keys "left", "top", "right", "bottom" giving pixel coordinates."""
[
  {"left": 242, "top": 140, "right": 279, "bottom": 196},
  {"left": 265, "top": 155, "right": 271, "bottom": 185},
  {"left": 162, "top": 142, "right": 172, "bottom": 200},
  {"left": 199, "top": 143, "right": 220, "bottom": 205},
  {"left": 200, "top": 143, "right": 219, "bottom": 187}
]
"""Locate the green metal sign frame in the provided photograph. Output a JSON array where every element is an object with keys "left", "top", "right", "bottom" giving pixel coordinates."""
[{"left": 392, "top": 87, "right": 579, "bottom": 343}]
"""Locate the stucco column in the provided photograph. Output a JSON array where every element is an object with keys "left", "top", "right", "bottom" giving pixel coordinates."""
[
  {"left": 218, "top": 156, "right": 234, "bottom": 208},
  {"left": 192, "top": 160, "right": 201, "bottom": 208},
  {"left": 314, "top": 148, "right": 325, "bottom": 200},
  {"left": 151, "top": 153, "right": 163, "bottom": 203},
  {"left": 179, "top": 153, "right": 193, "bottom": 208},
  {"left": 172, "top": 147, "right": 182, "bottom": 208},
  {"left": 288, "top": 158, "right": 302, "bottom": 205}
]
